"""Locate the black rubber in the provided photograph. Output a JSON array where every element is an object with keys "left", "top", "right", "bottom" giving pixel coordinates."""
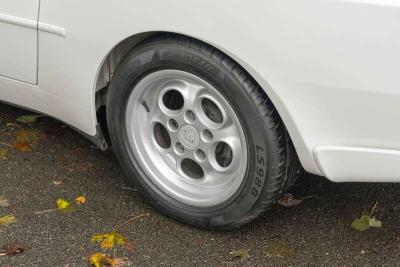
[{"left": 107, "top": 34, "right": 302, "bottom": 230}]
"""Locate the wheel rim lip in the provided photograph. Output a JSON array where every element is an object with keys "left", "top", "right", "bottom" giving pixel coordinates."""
[{"left": 125, "top": 69, "right": 248, "bottom": 207}]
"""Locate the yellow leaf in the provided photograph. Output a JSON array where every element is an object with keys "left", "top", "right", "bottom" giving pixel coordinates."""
[
  {"left": 75, "top": 196, "right": 86, "bottom": 205},
  {"left": 0, "top": 148, "right": 8, "bottom": 160},
  {"left": 89, "top": 253, "right": 116, "bottom": 267},
  {"left": 0, "top": 215, "right": 17, "bottom": 225},
  {"left": 230, "top": 249, "right": 250, "bottom": 262},
  {"left": 92, "top": 232, "right": 126, "bottom": 249},
  {"left": 56, "top": 199, "right": 71, "bottom": 210}
]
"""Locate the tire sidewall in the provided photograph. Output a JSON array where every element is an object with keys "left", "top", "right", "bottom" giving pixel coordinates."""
[{"left": 107, "top": 42, "right": 277, "bottom": 228}]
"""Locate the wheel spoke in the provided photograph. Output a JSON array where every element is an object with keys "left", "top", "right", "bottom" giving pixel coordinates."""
[{"left": 125, "top": 69, "right": 248, "bottom": 207}]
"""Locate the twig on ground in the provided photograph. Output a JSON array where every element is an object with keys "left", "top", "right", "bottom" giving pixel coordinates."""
[
  {"left": 34, "top": 209, "right": 57, "bottom": 215},
  {"left": 114, "top": 213, "right": 150, "bottom": 231}
]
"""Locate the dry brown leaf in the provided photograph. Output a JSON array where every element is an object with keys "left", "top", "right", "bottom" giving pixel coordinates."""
[
  {"left": 278, "top": 194, "right": 303, "bottom": 207},
  {"left": 267, "top": 242, "right": 294, "bottom": 258},
  {"left": 52, "top": 180, "right": 64, "bottom": 186},
  {"left": 0, "top": 242, "right": 29, "bottom": 256},
  {"left": 123, "top": 240, "right": 135, "bottom": 254},
  {"left": 0, "top": 196, "right": 10, "bottom": 207},
  {"left": 15, "top": 129, "right": 43, "bottom": 144},
  {"left": 13, "top": 142, "right": 31, "bottom": 152}
]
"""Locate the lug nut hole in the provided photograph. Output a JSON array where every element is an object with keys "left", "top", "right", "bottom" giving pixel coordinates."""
[
  {"left": 195, "top": 149, "right": 206, "bottom": 162},
  {"left": 174, "top": 142, "right": 185, "bottom": 155},
  {"left": 201, "top": 129, "right": 213, "bottom": 142},
  {"left": 168, "top": 119, "right": 179, "bottom": 131},
  {"left": 185, "top": 110, "right": 196, "bottom": 123}
]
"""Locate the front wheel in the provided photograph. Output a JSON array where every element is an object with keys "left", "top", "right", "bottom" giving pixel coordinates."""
[{"left": 107, "top": 35, "right": 301, "bottom": 229}]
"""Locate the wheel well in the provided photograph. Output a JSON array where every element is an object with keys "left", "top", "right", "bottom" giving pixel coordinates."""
[{"left": 94, "top": 32, "right": 298, "bottom": 165}]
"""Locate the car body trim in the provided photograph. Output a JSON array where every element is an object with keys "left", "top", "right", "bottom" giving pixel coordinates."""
[
  {"left": 314, "top": 146, "right": 400, "bottom": 182},
  {"left": 0, "top": 13, "right": 65, "bottom": 37}
]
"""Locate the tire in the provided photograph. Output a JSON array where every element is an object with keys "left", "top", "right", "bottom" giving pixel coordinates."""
[{"left": 107, "top": 35, "right": 301, "bottom": 230}]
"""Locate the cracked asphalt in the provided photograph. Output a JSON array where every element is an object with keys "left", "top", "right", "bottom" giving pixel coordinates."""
[{"left": 0, "top": 103, "right": 399, "bottom": 267}]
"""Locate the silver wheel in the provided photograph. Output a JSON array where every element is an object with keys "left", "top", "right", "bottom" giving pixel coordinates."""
[{"left": 125, "top": 70, "right": 247, "bottom": 207}]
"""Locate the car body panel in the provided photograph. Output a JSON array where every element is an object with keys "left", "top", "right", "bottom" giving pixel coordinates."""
[
  {"left": 0, "top": 0, "right": 399, "bottom": 181},
  {"left": 0, "top": 0, "right": 39, "bottom": 83}
]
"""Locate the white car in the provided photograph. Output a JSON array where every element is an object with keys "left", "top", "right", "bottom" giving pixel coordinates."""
[{"left": 1, "top": 0, "right": 399, "bottom": 229}]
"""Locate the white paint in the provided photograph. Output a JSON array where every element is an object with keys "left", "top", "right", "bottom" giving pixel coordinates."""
[
  {"left": 38, "top": 22, "right": 66, "bottom": 37},
  {"left": 315, "top": 146, "right": 400, "bottom": 182},
  {"left": 0, "top": 0, "right": 39, "bottom": 84},
  {"left": 0, "top": 0, "right": 400, "bottom": 182}
]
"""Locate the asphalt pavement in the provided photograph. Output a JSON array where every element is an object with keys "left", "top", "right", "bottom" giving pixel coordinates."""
[{"left": 0, "top": 103, "right": 399, "bottom": 267}]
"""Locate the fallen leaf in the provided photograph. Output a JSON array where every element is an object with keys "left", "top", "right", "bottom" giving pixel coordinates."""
[
  {"left": 56, "top": 199, "right": 71, "bottom": 210},
  {"left": 0, "top": 196, "right": 10, "bottom": 207},
  {"left": 0, "top": 215, "right": 17, "bottom": 226},
  {"left": 113, "top": 257, "right": 131, "bottom": 267},
  {"left": 89, "top": 253, "right": 116, "bottom": 267},
  {"left": 230, "top": 249, "right": 250, "bottom": 262},
  {"left": 16, "top": 114, "right": 45, "bottom": 124},
  {"left": 123, "top": 240, "right": 135, "bottom": 254},
  {"left": 12, "top": 142, "right": 31, "bottom": 152},
  {"left": 0, "top": 148, "right": 8, "bottom": 160},
  {"left": 0, "top": 242, "right": 29, "bottom": 256},
  {"left": 352, "top": 215, "right": 382, "bottom": 231},
  {"left": 267, "top": 242, "right": 294, "bottom": 258},
  {"left": 15, "top": 129, "right": 43, "bottom": 144},
  {"left": 92, "top": 232, "right": 126, "bottom": 249},
  {"left": 75, "top": 196, "right": 86, "bottom": 205},
  {"left": 52, "top": 180, "right": 64, "bottom": 186},
  {"left": 369, "top": 218, "right": 382, "bottom": 228},
  {"left": 278, "top": 194, "right": 303, "bottom": 207}
]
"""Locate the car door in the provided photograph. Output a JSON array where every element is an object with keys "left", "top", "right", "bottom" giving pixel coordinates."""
[{"left": 0, "top": 0, "right": 39, "bottom": 84}]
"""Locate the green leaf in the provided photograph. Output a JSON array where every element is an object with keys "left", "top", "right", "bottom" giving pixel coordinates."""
[
  {"left": 369, "top": 218, "right": 382, "bottom": 228},
  {"left": 230, "top": 249, "right": 250, "bottom": 262},
  {"left": 351, "top": 215, "right": 382, "bottom": 231},
  {"left": 16, "top": 114, "right": 45, "bottom": 124}
]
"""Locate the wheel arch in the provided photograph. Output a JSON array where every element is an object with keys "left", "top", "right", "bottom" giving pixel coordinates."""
[{"left": 93, "top": 31, "right": 309, "bottom": 173}]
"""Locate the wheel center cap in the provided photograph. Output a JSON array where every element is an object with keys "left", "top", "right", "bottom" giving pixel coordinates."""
[{"left": 178, "top": 125, "right": 200, "bottom": 149}]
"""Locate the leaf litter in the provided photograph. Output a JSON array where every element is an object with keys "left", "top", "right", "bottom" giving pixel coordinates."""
[
  {"left": 0, "top": 215, "right": 17, "bottom": 226},
  {"left": 267, "top": 242, "right": 294, "bottom": 258},
  {"left": 0, "top": 148, "right": 8, "bottom": 160},
  {"left": 89, "top": 253, "right": 130, "bottom": 267},
  {"left": 91, "top": 232, "right": 126, "bottom": 249},
  {"left": 0, "top": 196, "right": 10, "bottom": 207},
  {"left": 230, "top": 249, "right": 250, "bottom": 262},
  {"left": 16, "top": 114, "right": 46, "bottom": 124},
  {"left": 0, "top": 242, "right": 29, "bottom": 257},
  {"left": 351, "top": 201, "right": 382, "bottom": 232}
]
